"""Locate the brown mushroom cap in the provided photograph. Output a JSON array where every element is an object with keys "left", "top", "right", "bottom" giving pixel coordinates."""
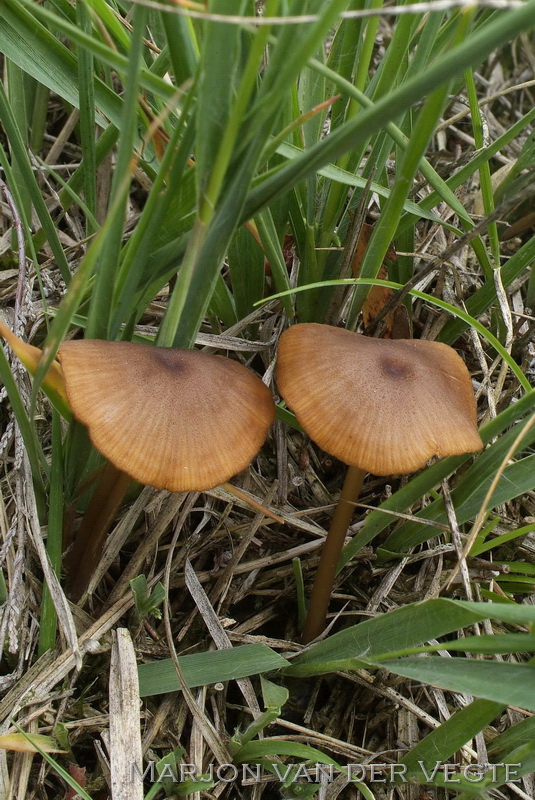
[
  {"left": 58, "top": 340, "right": 275, "bottom": 492},
  {"left": 276, "top": 324, "right": 483, "bottom": 476}
]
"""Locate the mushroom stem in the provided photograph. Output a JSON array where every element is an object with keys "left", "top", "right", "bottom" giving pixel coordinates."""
[
  {"left": 302, "top": 465, "right": 366, "bottom": 643},
  {"left": 65, "top": 462, "right": 132, "bottom": 602}
]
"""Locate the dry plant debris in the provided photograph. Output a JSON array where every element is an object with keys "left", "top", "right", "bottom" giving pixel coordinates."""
[{"left": 0, "top": 7, "right": 534, "bottom": 800}]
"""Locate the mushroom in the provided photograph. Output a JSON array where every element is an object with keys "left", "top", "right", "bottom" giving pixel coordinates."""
[
  {"left": 58, "top": 339, "right": 275, "bottom": 493},
  {"left": 276, "top": 323, "right": 483, "bottom": 642},
  {"left": 56, "top": 339, "right": 275, "bottom": 598},
  {"left": 0, "top": 324, "right": 276, "bottom": 600}
]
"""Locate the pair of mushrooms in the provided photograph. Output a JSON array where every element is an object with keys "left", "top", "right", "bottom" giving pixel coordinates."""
[{"left": 1, "top": 323, "right": 482, "bottom": 638}]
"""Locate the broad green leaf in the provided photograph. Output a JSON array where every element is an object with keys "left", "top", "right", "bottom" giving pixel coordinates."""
[
  {"left": 261, "top": 676, "right": 289, "bottom": 711},
  {"left": 400, "top": 699, "right": 505, "bottom": 774},
  {"left": 286, "top": 598, "right": 535, "bottom": 678},
  {"left": 375, "top": 657, "right": 535, "bottom": 711},
  {"left": 138, "top": 644, "right": 290, "bottom": 697},
  {"left": 285, "top": 599, "right": 487, "bottom": 677}
]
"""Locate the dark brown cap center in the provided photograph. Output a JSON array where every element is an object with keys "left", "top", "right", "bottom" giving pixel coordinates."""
[
  {"left": 381, "top": 356, "right": 412, "bottom": 379},
  {"left": 152, "top": 347, "right": 190, "bottom": 375}
]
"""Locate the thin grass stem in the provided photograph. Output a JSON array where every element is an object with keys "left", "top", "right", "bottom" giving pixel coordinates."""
[{"left": 38, "top": 410, "right": 63, "bottom": 654}]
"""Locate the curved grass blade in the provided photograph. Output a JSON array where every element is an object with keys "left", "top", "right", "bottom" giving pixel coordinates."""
[
  {"left": 0, "top": 83, "right": 71, "bottom": 283},
  {"left": 243, "top": 1, "right": 535, "bottom": 220},
  {"left": 258, "top": 276, "right": 531, "bottom": 391}
]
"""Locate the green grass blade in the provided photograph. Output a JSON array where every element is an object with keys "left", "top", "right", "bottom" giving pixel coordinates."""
[
  {"left": 227, "top": 226, "right": 266, "bottom": 321},
  {"left": 0, "top": 344, "right": 47, "bottom": 494},
  {"left": 401, "top": 699, "right": 505, "bottom": 776},
  {"left": 35, "top": 158, "right": 99, "bottom": 234},
  {"left": 4, "top": 0, "right": 175, "bottom": 106},
  {"left": 233, "top": 739, "right": 339, "bottom": 767},
  {"left": 383, "top": 454, "right": 535, "bottom": 554},
  {"left": 85, "top": 1, "right": 149, "bottom": 340},
  {"left": 243, "top": 1, "right": 535, "bottom": 220},
  {"left": 465, "top": 66, "right": 499, "bottom": 269},
  {"left": 29, "top": 82, "right": 49, "bottom": 152},
  {"left": 38, "top": 410, "right": 63, "bottom": 655},
  {"left": 346, "top": 80, "right": 454, "bottom": 325},
  {"left": 84, "top": 0, "right": 131, "bottom": 53},
  {"left": 374, "top": 633, "right": 535, "bottom": 659},
  {"left": 0, "top": 82, "right": 71, "bottom": 283},
  {"left": 316, "top": 0, "right": 417, "bottom": 262},
  {"left": 110, "top": 101, "right": 194, "bottom": 337},
  {"left": 489, "top": 716, "right": 535, "bottom": 761},
  {"left": 157, "top": 2, "right": 277, "bottom": 347},
  {"left": 377, "top": 657, "right": 535, "bottom": 712},
  {"left": 261, "top": 277, "right": 531, "bottom": 391},
  {"left": 12, "top": 723, "right": 93, "bottom": 800},
  {"left": 254, "top": 210, "right": 293, "bottom": 318},
  {"left": 161, "top": 5, "right": 198, "bottom": 85},
  {"left": 58, "top": 123, "right": 119, "bottom": 213},
  {"left": 307, "top": 54, "right": 492, "bottom": 277},
  {"left": 399, "top": 105, "right": 535, "bottom": 232},
  {"left": 76, "top": 0, "right": 97, "bottom": 233},
  {"left": 138, "top": 644, "right": 290, "bottom": 697},
  {"left": 195, "top": 0, "right": 245, "bottom": 207},
  {"left": 0, "top": 0, "right": 124, "bottom": 127},
  {"left": 5, "top": 61, "right": 30, "bottom": 222},
  {"left": 471, "top": 522, "right": 535, "bottom": 558}
]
